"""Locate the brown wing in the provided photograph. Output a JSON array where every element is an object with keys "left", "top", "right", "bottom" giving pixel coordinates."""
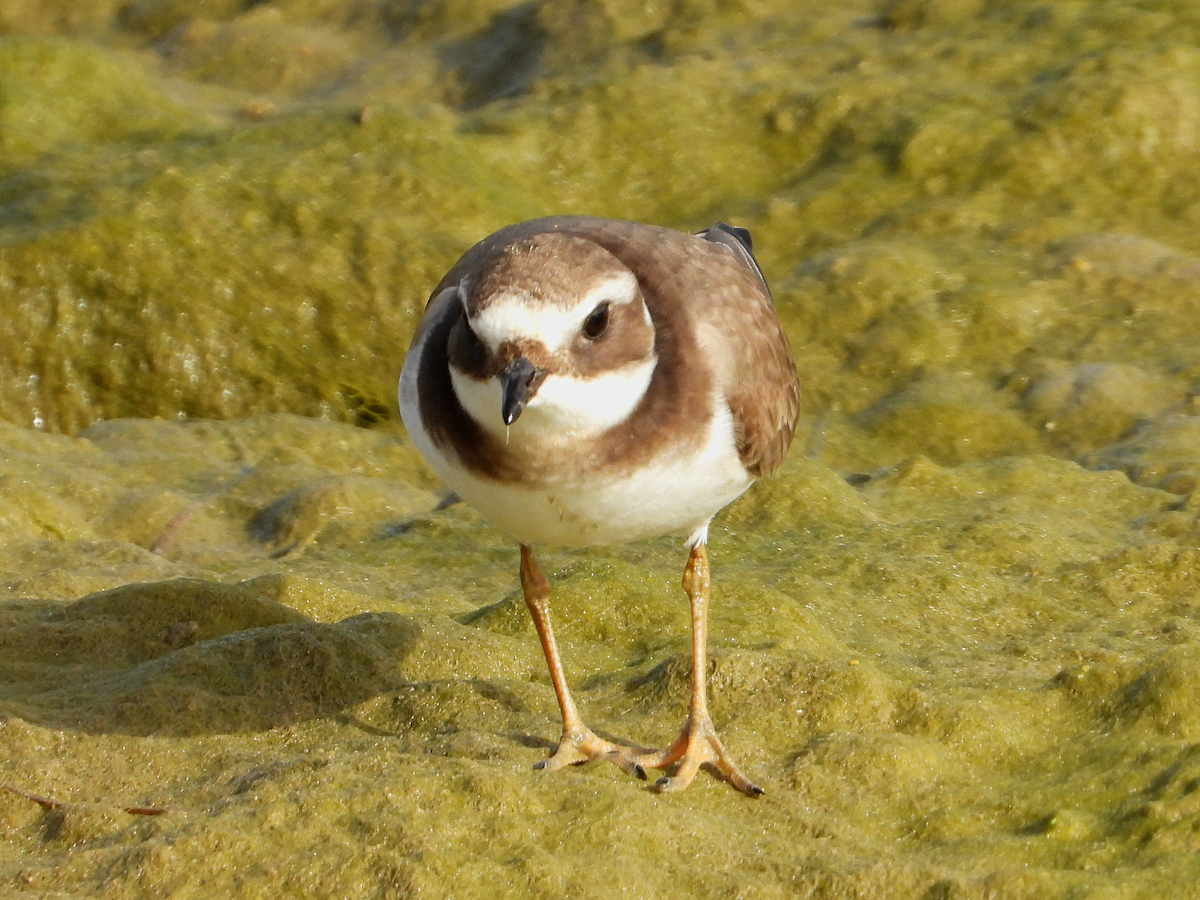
[
  {"left": 690, "top": 225, "right": 799, "bottom": 477},
  {"left": 713, "top": 280, "right": 800, "bottom": 478}
]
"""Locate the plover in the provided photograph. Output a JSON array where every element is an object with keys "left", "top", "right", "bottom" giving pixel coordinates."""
[{"left": 398, "top": 216, "right": 799, "bottom": 795}]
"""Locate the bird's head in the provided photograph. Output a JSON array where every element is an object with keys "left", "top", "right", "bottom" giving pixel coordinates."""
[{"left": 445, "top": 233, "right": 658, "bottom": 443}]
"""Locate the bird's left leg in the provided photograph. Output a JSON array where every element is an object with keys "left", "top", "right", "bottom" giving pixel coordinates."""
[
  {"left": 643, "top": 543, "right": 764, "bottom": 796},
  {"left": 520, "top": 544, "right": 650, "bottom": 780}
]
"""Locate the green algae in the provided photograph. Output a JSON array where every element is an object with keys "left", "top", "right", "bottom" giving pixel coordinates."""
[
  {"left": 3, "top": 1, "right": 1200, "bottom": 440},
  {"left": 1, "top": 417, "right": 1199, "bottom": 899},
  {"left": 1, "top": 1, "right": 1200, "bottom": 898},
  {"left": 0, "top": 39, "right": 198, "bottom": 174}
]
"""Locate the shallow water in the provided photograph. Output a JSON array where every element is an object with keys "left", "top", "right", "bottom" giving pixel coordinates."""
[{"left": 2, "top": 1, "right": 1200, "bottom": 898}]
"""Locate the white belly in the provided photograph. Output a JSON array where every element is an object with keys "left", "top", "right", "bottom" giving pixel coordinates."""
[
  {"left": 402, "top": 380, "right": 751, "bottom": 549},
  {"left": 452, "top": 411, "right": 750, "bottom": 547}
]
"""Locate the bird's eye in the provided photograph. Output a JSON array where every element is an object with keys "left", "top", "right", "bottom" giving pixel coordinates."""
[{"left": 582, "top": 302, "right": 610, "bottom": 340}]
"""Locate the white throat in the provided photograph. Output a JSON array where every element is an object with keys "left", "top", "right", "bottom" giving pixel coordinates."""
[{"left": 449, "top": 357, "right": 657, "bottom": 442}]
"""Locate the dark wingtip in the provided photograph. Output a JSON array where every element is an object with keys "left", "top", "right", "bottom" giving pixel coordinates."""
[
  {"left": 700, "top": 221, "right": 772, "bottom": 301},
  {"left": 709, "top": 221, "right": 754, "bottom": 253}
]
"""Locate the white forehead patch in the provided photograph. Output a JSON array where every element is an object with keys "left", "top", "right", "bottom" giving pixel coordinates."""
[{"left": 469, "top": 270, "right": 640, "bottom": 354}]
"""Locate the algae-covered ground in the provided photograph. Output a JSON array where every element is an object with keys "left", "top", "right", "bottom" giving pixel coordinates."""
[{"left": 2, "top": 0, "right": 1200, "bottom": 897}]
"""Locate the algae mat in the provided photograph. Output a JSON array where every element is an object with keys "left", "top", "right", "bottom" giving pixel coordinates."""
[
  {"left": 1, "top": 417, "right": 1199, "bottom": 899},
  {"left": 1, "top": 0, "right": 1200, "bottom": 897}
]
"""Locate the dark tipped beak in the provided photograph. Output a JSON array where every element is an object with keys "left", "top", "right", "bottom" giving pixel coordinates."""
[{"left": 501, "top": 357, "right": 547, "bottom": 425}]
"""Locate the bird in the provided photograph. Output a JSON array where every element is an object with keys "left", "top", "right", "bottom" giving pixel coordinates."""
[{"left": 398, "top": 216, "right": 799, "bottom": 795}]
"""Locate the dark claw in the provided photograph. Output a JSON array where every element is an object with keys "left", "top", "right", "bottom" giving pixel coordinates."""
[
  {"left": 749, "top": 785, "right": 765, "bottom": 797},
  {"left": 633, "top": 765, "right": 647, "bottom": 781},
  {"left": 534, "top": 760, "right": 547, "bottom": 770},
  {"left": 654, "top": 775, "right": 670, "bottom": 789}
]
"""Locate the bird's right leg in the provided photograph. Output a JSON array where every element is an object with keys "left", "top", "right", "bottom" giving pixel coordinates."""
[
  {"left": 641, "top": 543, "right": 763, "bottom": 796},
  {"left": 520, "top": 544, "right": 650, "bottom": 780}
]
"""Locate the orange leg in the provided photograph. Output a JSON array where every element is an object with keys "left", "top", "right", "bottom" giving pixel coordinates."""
[
  {"left": 642, "top": 543, "right": 763, "bottom": 796},
  {"left": 520, "top": 545, "right": 650, "bottom": 780}
]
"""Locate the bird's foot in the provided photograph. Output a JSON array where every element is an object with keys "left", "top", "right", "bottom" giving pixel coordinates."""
[
  {"left": 536, "top": 726, "right": 653, "bottom": 782},
  {"left": 643, "top": 715, "right": 764, "bottom": 797}
]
